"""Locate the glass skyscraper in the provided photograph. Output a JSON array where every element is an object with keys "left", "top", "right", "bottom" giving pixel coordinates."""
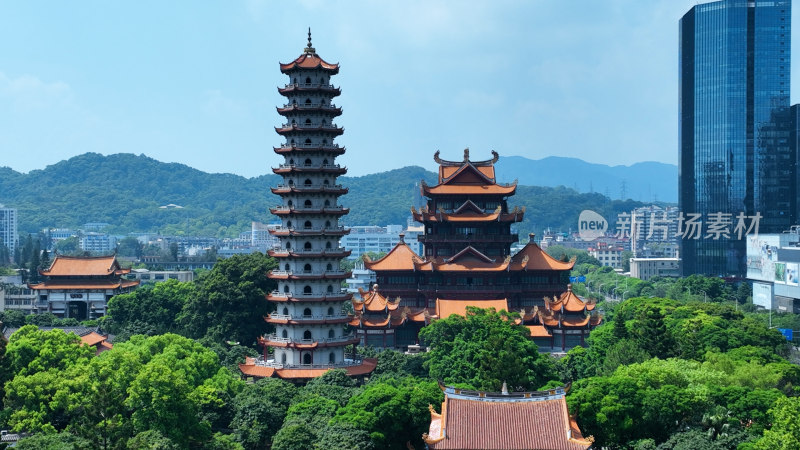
[{"left": 679, "top": 0, "right": 793, "bottom": 277}]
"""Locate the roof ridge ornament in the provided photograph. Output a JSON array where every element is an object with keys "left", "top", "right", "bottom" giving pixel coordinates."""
[{"left": 305, "top": 27, "right": 315, "bottom": 54}]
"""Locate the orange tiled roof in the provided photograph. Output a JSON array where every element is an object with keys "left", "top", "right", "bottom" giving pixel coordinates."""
[
  {"left": 279, "top": 51, "right": 339, "bottom": 73},
  {"left": 29, "top": 279, "right": 140, "bottom": 290},
  {"left": 424, "top": 385, "right": 592, "bottom": 449},
  {"left": 548, "top": 285, "right": 596, "bottom": 313},
  {"left": 80, "top": 331, "right": 107, "bottom": 347},
  {"left": 363, "top": 241, "right": 423, "bottom": 271},
  {"left": 41, "top": 255, "right": 129, "bottom": 277},
  {"left": 434, "top": 150, "right": 500, "bottom": 184},
  {"left": 354, "top": 287, "right": 401, "bottom": 313},
  {"left": 436, "top": 298, "right": 509, "bottom": 319},
  {"left": 422, "top": 182, "right": 516, "bottom": 196},
  {"left": 510, "top": 238, "right": 575, "bottom": 271},
  {"left": 527, "top": 325, "right": 553, "bottom": 338},
  {"left": 412, "top": 206, "right": 525, "bottom": 223},
  {"left": 238, "top": 358, "right": 377, "bottom": 380}
]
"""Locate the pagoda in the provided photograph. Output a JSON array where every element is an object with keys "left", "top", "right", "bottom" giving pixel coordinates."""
[
  {"left": 361, "top": 150, "right": 577, "bottom": 347},
  {"left": 239, "top": 31, "right": 375, "bottom": 380}
]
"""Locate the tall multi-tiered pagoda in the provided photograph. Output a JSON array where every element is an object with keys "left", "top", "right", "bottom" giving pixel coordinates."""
[
  {"left": 239, "top": 31, "right": 375, "bottom": 380},
  {"left": 362, "top": 150, "right": 595, "bottom": 349}
]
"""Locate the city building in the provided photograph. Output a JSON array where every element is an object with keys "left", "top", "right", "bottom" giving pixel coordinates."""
[
  {"left": 344, "top": 260, "right": 375, "bottom": 296},
  {"left": 630, "top": 258, "right": 682, "bottom": 281},
  {"left": 746, "top": 226, "right": 800, "bottom": 312},
  {"left": 0, "top": 284, "right": 36, "bottom": 315},
  {"left": 360, "top": 151, "right": 582, "bottom": 347},
  {"left": 28, "top": 255, "right": 139, "bottom": 320},
  {"left": 239, "top": 32, "right": 375, "bottom": 380},
  {"left": 587, "top": 242, "right": 625, "bottom": 269},
  {"left": 127, "top": 269, "right": 195, "bottom": 284},
  {"left": 628, "top": 206, "right": 679, "bottom": 258},
  {"left": 341, "top": 225, "right": 408, "bottom": 259},
  {"left": 423, "top": 383, "right": 593, "bottom": 449},
  {"left": 679, "top": 0, "right": 794, "bottom": 276},
  {"left": 80, "top": 232, "right": 117, "bottom": 254},
  {"left": 0, "top": 205, "right": 17, "bottom": 256}
]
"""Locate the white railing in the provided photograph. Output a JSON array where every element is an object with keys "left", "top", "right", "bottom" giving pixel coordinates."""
[
  {"left": 283, "top": 83, "right": 337, "bottom": 89},
  {"left": 278, "top": 143, "right": 341, "bottom": 149},
  {"left": 282, "top": 102, "right": 338, "bottom": 109},
  {"left": 263, "top": 334, "right": 357, "bottom": 344},
  {"left": 269, "top": 313, "right": 348, "bottom": 321},
  {"left": 255, "top": 357, "right": 364, "bottom": 369},
  {"left": 274, "top": 184, "right": 345, "bottom": 190}
]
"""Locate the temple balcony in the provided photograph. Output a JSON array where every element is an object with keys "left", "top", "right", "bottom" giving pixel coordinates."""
[
  {"left": 269, "top": 206, "right": 350, "bottom": 216},
  {"left": 271, "top": 184, "right": 348, "bottom": 195},
  {"left": 275, "top": 124, "right": 345, "bottom": 136},
  {"left": 267, "top": 291, "right": 352, "bottom": 302},
  {"left": 269, "top": 226, "right": 349, "bottom": 237},
  {"left": 265, "top": 313, "right": 351, "bottom": 325},
  {"left": 268, "top": 270, "right": 351, "bottom": 280},
  {"left": 253, "top": 355, "right": 366, "bottom": 370},
  {"left": 273, "top": 143, "right": 345, "bottom": 155},
  {"left": 261, "top": 334, "right": 360, "bottom": 348},
  {"left": 272, "top": 163, "right": 347, "bottom": 174},
  {"left": 267, "top": 249, "right": 351, "bottom": 258},
  {"left": 277, "top": 103, "right": 342, "bottom": 115},
  {"left": 278, "top": 84, "right": 341, "bottom": 96}
]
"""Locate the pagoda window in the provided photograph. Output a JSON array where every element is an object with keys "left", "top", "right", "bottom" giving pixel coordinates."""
[
  {"left": 283, "top": 307, "right": 288, "bottom": 315},
  {"left": 283, "top": 285, "right": 290, "bottom": 293},
  {"left": 303, "top": 353, "right": 312, "bottom": 364},
  {"left": 327, "top": 306, "right": 334, "bottom": 315},
  {"left": 322, "top": 139, "right": 328, "bottom": 144},
  {"left": 323, "top": 159, "right": 329, "bottom": 165},
  {"left": 293, "top": 78, "right": 297, "bottom": 84},
  {"left": 303, "top": 330, "right": 312, "bottom": 339},
  {"left": 324, "top": 200, "right": 331, "bottom": 206},
  {"left": 327, "top": 285, "right": 334, "bottom": 293},
  {"left": 285, "top": 242, "right": 291, "bottom": 250},
  {"left": 289, "top": 158, "right": 295, "bottom": 165},
  {"left": 292, "top": 99, "right": 297, "bottom": 105},
  {"left": 303, "top": 307, "right": 312, "bottom": 316},
  {"left": 291, "top": 119, "right": 296, "bottom": 125},
  {"left": 287, "top": 200, "right": 293, "bottom": 207},
  {"left": 326, "top": 263, "right": 332, "bottom": 271},
  {"left": 321, "top": 119, "right": 327, "bottom": 126},
  {"left": 304, "top": 179, "right": 312, "bottom": 185},
  {"left": 304, "top": 158, "right": 312, "bottom": 165},
  {"left": 305, "top": 98, "right": 311, "bottom": 105},
  {"left": 282, "top": 329, "right": 288, "bottom": 338},
  {"left": 325, "top": 221, "right": 331, "bottom": 227},
  {"left": 304, "top": 242, "right": 312, "bottom": 250},
  {"left": 281, "top": 353, "right": 287, "bottom": 364},
  {"left": 304, "top": 200, "right": 313, "bottom": 207},
  {"left": 284, "top": 264, "right": 290, "bottom": 271},
  {"left": 287, "top": 220, "right": 293, "bottom": 228},
  {"left": 325, "top": 242, "right": 332, "bottom": 249},
  {"left": 323, "top": 179, "right": 330, "bottom": 185},
  {"left": 304, "top": 220, "right": 312, "bottom": 229},
  {"left": 305, "top": 119, "right": 312, "bottom": 126},
  {"left": 305, "top": 138, "right": 312, "bottom": 144},
  {"left": 329, "top": 352, "right": 335, "bottom": 363},
  {"left": 305, "top": 77, "right": 311, "bottom": 84},
  {"left": 303, "top": 286, "right": 312, "bottom": 294},
  {"left": 304, "top": 263, "right": 312, "bottom": 272},
  {"left": 290, "top": 139, "right": 295, "bottom": 144},
  {"left": 288, "top": 179, "right": 294, "bottom": 186}
]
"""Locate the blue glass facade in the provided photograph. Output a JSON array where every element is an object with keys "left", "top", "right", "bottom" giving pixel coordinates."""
[{"left": 679, "top": 0, "right": 793, "bottom": 277}]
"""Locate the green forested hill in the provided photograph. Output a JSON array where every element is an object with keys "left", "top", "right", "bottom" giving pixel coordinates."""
[{"left": 0, "top": 153, "right": 653, "bottom": 237}]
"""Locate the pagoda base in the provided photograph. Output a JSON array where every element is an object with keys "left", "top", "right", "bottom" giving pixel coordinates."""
[{"left": 238, "top": 356, "right": 377, "bottom": 380}]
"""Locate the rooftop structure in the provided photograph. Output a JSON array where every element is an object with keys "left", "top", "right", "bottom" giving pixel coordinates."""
[
  {"left": 361, "top": 151, "right": 580, "bottom": 348},
  {"left": 28, "top": 255, "right": 139, "bottom": 320},
  {"left": 239, "top": 31, "right": 374, "bottom": 380},
  {"left": 423, "top": 383, "right": 593, "bottom": 449}
]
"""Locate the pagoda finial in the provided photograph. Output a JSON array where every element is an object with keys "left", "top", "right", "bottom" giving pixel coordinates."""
[
  {"left": 305, "top": 27, "right": 315, "bottom": 54},
  {"left": 463, "top": 148, "right": 470, "bottom": 161}
]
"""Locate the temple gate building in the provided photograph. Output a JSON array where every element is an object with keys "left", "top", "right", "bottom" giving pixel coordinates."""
[
  {"left": 28, "top": 255, "right": 139, "bottom": 320},
  {"left": 360, "top": 150, "right": 598, "bottom": 348},
  {"left": 239, "top": 32, "right": 375, "bottom": 380}
]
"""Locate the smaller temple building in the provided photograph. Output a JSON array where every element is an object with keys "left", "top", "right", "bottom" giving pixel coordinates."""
[
  {"left": 423, "top": 383, "right": 593, "bottom": 449},
  {"left": 349, "top": 286, "right": 429, "bottom": 348},
  {"left": 521, "top": 285, "right": 602, "bottom": 352},
  {"left": 29, "top": 255, "right": 139, "bottom": 320}
]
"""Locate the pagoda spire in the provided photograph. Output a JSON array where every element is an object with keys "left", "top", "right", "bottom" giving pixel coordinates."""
[{"left": 305, "top": 27, "right": 315, "bottom": 54}]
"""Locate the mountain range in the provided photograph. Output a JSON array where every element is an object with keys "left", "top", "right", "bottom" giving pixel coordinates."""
[{"left": 0, "top": 153, "right": 673, "bottom": 239}]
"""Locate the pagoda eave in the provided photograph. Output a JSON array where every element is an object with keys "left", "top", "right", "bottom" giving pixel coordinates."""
[
  {"left": 275, "top": 126, "right": 345, "bottom": 136},
  {"left": 278, "top": 84, "right": 342, "bottom": 95},
  {"left": 277, "top": 105, "right": 343, "bottom": 116},
  {"left": 272, "top": 166, "right": 347, "bottom": 175},
  {"left": 269, "top": 228, "right": 350, "bottom": 237},
  {"left": 269, "top": 207, "right": 350, "bottom": 216},
  {"left": 267, "top": 250, "right": 352, "bottom": 259},
  {"left": 265, "top": 315, "right": 352, "bottom": 325},
  {"left": 267, "top": 293, "right": 353, "bottom": 303},
  {"left": 271, "top": 186, "right": 349, "bottom": 195},
  {"left": 273, "top": 145, "right": 346, "bottom": 155}
]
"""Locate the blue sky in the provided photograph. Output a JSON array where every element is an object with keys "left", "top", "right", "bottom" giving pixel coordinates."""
[{"left": 1, "top": 0, "right": 797, "bottom": 178}]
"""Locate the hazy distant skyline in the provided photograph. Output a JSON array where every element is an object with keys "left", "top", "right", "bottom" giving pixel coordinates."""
[{"left": 1, "top": 0, "right": 798, "bottom": 178}]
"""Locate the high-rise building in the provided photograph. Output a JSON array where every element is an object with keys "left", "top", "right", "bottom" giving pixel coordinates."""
[
  {"left": 679, "top": 0, "right": 793, "bottom": 276},
  {"left": 238, "top": 32, "right": 376, "bottom": 380},
  {"left": 0, "top": 205, "right": 17, "bottom": 256}
]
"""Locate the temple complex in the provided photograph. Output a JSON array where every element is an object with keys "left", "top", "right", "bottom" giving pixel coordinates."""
[
  {"left": 239, "top": 31, "right": 375, "bottom": 380},
  {"left": 28, "top": 255, "right": 139, "bottom": 320},
  {"left": 360, "top": 150, "right": 598, "bottom": 348},
  {"left": 423, "top": 383, "right": 593, "bottom": 449}
]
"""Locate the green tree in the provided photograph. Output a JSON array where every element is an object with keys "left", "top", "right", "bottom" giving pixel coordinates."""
[
  {"left": 126, "top": 430, "right": 180, "bottom": 450},
  {"left": 117, "top": 236, "right": 144, "bottom": 259},
  {"left": 634, "top": 305, "right": 675, "bottom": 359},
  {"left": 230, "top": 378, "right": 298, "bottom": 450},
  {"left": 179, "top": 253, "right": 278, "bottom": 345},
  {"left": 271, "top": 423, "right": 315, "bottom": 450},
  {"left": 15, "top": 431, "right": 92, "bottom": 450},
  {"left": 103, "top": 279, "right": 197, "bottom": 337},
  {"left": 419, "top": 307, "right": 557, "bottom": 391},
  {"left": 753, "top": 396, "right": 800, "bottom": 449}
]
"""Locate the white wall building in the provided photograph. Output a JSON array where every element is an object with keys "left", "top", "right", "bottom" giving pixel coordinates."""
[
  {"left": 0, "top": 205, "right": 18, "bottom": 255},
  {"left": 630, "top": 258, "right": 681, "bottom": 281}
]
